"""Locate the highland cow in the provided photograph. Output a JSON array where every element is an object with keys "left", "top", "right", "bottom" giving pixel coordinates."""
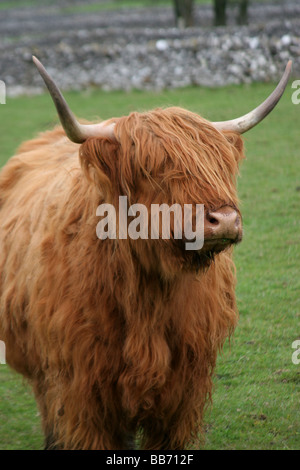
[{"left": 0, "top": 58, "right": 291, "bottom": 450}]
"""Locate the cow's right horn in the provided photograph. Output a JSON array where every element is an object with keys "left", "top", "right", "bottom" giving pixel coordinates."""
[
  {"left": 212, "top": 61, "right": 292, "bottom": 134},
  {"left": 33, "top": 56, "right": 116, "bottom": 144}
]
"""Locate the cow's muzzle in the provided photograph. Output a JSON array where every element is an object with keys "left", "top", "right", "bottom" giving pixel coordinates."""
[{"left": 203, "top": 205, "right": 243, "bottom": 252}]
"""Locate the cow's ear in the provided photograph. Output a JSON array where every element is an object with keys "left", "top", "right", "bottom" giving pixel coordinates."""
[
  {"left": 79, "top": 138, "right": 120, "bottom": 196},
  {"left": 223, "top": 131, "right": 245, "bottom": 163}
]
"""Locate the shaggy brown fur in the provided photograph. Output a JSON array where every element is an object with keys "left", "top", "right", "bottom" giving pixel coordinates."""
[{"left": 0, "top": 107, "right": 244, "bottom": 450}]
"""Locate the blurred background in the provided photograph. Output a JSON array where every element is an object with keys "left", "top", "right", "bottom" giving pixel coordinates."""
[
  {"left": 0, "top": 0, "right": 299, "bottom": 451},
  {"left": 0, "top": 0, "right": 299, "bottom": 95}
]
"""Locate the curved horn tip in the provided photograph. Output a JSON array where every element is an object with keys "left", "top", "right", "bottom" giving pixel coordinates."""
[
  {"left": 32, "top": 56, "right": 117, "bottom": 144},
  {"left": 286, "top": 59, "right": 293, "bottom": 72},
  {"left": 32, "top": 55, "right": 43, "bottom": 70},
  {"left": 281, "top": 59, "right": 293, "bottom": 82},
  {"left": 212, "top": 60, "right": 293, "bottom": 134}
]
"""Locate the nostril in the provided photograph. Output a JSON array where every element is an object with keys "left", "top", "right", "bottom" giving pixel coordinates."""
[{"left": 207, "top": 213, "right": 219, "bottom": 225}]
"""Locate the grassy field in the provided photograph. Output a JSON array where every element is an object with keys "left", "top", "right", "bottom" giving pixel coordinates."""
[
  {"left": 0, "top": 80, "right": 299, "bottom": 450},
  {"left": 0, "top": 0, "right": 210, "bottom": 11},
  {"left": 0, "top": 0, "right": 280, "bottom": 12}
]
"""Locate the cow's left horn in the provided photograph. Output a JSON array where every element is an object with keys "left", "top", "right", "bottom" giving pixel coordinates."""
[
  {"left": 32, "top": 56, "right": 116, "bottom": 143},
  {"left": 212, "top": 61, "right": 292, "bottom": 134}
]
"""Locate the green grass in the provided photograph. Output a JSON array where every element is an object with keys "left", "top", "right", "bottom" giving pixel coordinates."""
[
  {"left": 0, "top": 0, "right": 210, "bottom": 12},
  {"left": 0, "top": 81, "right": 299, "bottom": 449},
  {"left": 0, "top": 0, "right": 279, "bottom": 12}
]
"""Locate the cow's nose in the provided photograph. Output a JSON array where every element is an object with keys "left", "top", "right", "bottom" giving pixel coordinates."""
[{"left": 204, "top": 206, "right": 242, "bottom": 242}]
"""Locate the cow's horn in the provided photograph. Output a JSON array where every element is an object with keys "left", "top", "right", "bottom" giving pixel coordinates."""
[
  {"left": 32, "top": 56, "right": 116, "bottom": 143},
  {"left": 212, "top": 61, "right": 292, "bottom": 134}
]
